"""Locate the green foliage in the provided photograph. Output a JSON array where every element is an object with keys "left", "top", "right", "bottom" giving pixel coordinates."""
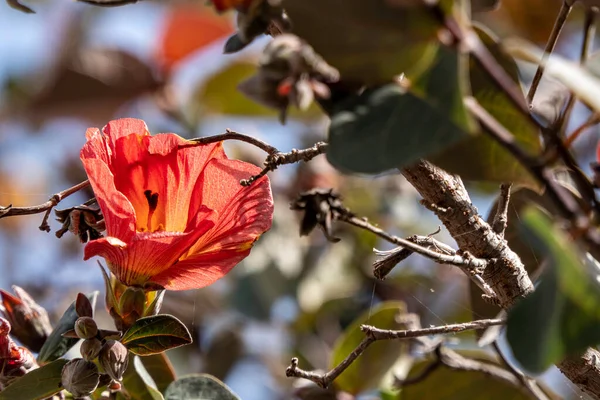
[
  {"left": 431, "top": 24, "right": 541, "bottom": 187},
  {"left": 400, "top": 352, "right": 529, "bottom": 399},
  {"left": 281, "top": 0, "right": 441, "bottom": 84},
  {"left": 0, "top": 359, "right": 67, "bottom": 400},
  {"left": 121, "top": 315, "right": 192, "bottom": 356},
  {"left": 120, "top": 354, "right": 165, "bottom": 400},
  {"left": 164, "top": 374, "right": 240, "bottom": 400},
  {"left": 330, "top": 301, "right": 410, "bottom": 394},
  {"left": 507, "top": 208, "right": 600, "bottom": 373},
  {"left": 139, "top": 353, "right": 177, "bottom": 393},
  {"left": 326, "top": 81, "right": 472, "bottom": 174},
  {"left": 37, "top": 292, "right": 98, "bottom": 363}
]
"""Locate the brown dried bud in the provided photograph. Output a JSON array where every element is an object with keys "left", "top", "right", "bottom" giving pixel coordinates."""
[
  {"left": 55, "top": 202, "right": 104, "bottom": 243},
  {"left": 61, "top": 358, "right": 100, "bottom": 398},
  {"left": 290, "top": 189, "right": 349, "bottom": 243},
  {"left": 80, "top": 338, "right": 103, "bottom": 361},
  {"left": 238, "top": 34, "right": 339, "bottom": 124},
  {"left": 0, "top": 286, "right": 52, "bottom": 352},
  {"left": 99, "top": 340, "right": 129, "bottom": 382},
  {"left": 74, "top": 317, "right": 98, "bottom": 340},
  {"left": 0, "top": 317, "right": 38, "bottom": 390}
]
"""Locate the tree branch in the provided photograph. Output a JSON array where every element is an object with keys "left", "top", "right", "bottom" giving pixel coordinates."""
[
  {"left": 0, "top": 180, "right": 90, "bottom": 232},
  {"left": 286, "top": 318, "right": 505, "bottom": 389},
  {"left": 491, "top": 183, "right": 512, "bottom": 237}
]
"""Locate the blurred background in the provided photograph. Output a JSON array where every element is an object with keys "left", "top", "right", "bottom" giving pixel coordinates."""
[{"left": 0, "top": 1, "right": 598, "bottom": 399}]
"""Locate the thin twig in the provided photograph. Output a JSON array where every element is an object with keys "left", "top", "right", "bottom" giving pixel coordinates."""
[
  {"left": 185, "top": 133, "right": 328, "bottom": 186},
  {"left": 395, "top": 359, "right": 441, "bottom": 387},
  {"left": 527, "top": 0, "right": 574, "bottom": 104},
  {"left": 0, "top": 180, "right": 90, "bottom": 232},
  {"left": 492, "top": 183, "right": 512, "bottom": 237},
  {"left": 337, "top": 212, "right": 496, "bottom": 298},
  {"left": 557, "top": 6, "right": 597, "bottom": 137},
  {"left": 464, "top": 96, "right": 591, "bottom": 234},
  {"left": 436, "top": 345, "right": 521, "bottom": 389},
  {"left": 241, "top": 142, "right": 328, "bottom": 186},
  {"left": 564, "top": 112, "right": 600, "bottom": 148},
  {"left": 286, "top": 318, "right": 504, "bottom": 389},
  {"left": 492, "top": 342, "right": 550, "bottom": 400},
  {"left": 361, "top": 318, "right": 505, "bottom": 340},
  {"left": 373, "top": 228, "right": 454, "bottom": 279},
  {"left": 185, "top": 129, "right": 279, "bottom": 154}
]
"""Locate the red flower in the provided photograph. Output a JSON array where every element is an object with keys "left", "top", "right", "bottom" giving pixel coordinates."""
[{"left": 81, "top": 119, "right": 273, "bottom": 291}]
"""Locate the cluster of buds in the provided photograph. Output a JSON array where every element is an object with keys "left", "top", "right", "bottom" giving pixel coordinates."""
[
  {"left": 238, "top": 34, "right": 340, "bottom": 123},
  {"left": 223, "top": 0, "right": 292, "bottom": 54},
  {"left": 101, "top": 266, "right": 164, "bottom": 331},
  {"left": 55, "top": 200, "right": 105, "bottom": 243},
  {"left": 60, "top": 294, "right": 128, "bottom": 398},
  {"left": 0, "top": 285, "right": 52, "bottom": 352},
  {"left": 0, "top": 317, "right": 38, "bottom": 390}
]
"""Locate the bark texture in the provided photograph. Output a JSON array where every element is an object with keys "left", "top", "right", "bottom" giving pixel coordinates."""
[{"left": 402, "top": 160, "right": 600, "bottom": 399}]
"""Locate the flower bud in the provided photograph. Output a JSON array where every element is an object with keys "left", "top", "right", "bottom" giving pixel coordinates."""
[
  {"left": 0, "top": 286, "right": 52, "bottom": 352},
  {"left": 118, "top": 287, "right": 145, "bottom": 323},
  {"left": 0, "top": 317, "right": 38, "bottom": 389},
  {"left": 74, "top": 317, "right": 98, "bottom": 339},
  {"left": 99, "top": 340, "right": 129, "bottom": 382},
  {"left": 80, "top": 338, "right": 103, "bottom": 361},
  {"left": 61, "top": 358, "right": 100, "bottom": 398}
]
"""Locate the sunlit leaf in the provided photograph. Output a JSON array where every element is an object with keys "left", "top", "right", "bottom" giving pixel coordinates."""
[
  {"left": 38, "top": 292, "right": 98, "bottom": 363},
  {"left": 164, "top": 374, "right": 240, "bottom": 400},
  {"left": 330, "top": 301, "right": 409, "bottom": 394},
  {"left": 507, "top": 208, "right": 600, "bottom": 374},
  {"left": 194, "top": 60, "right": 322, "bottom": 119},
  {"left": 431, "top": 24, "right": 541, "bottom": 188},
  {"left": 121, "top": 315, "right": 192, "bottom": 356},
  {"left": 0, "top": 359, "right": 67, "bottom": 400},
  {"left": 139, "top": 353, "right": 177, "bottom": 393},
  {"left": 121, "top": 354, "right": 165, "bottom": 400}
]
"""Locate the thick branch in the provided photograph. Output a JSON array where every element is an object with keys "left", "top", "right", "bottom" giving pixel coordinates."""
[
  {"left": 402, "top": 161, "right": 533, "bottom": 308},
  {"left": 402, "top": 160, "right": 600, "bottom": 399}
]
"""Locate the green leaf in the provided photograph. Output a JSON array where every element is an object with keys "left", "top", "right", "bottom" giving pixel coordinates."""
[
  {"left": 400, "top": 351, "right": 529, "bottom": 399},
  {"left": 506, "top": 208, "right": 600, "bottom": 374},
  {"left": 281, "top": 0, "right": 441, "bottom": 84},
  {"left": 121, "top": 354, "right": 164, "bottom": 400},
  {"left": 430, "top": 24, "right": 541, "bottom": 188},
  {"left": 164, "top": 374, "right": 240, "bottom": 400},
  {"left": 121, "top": 314, "right": 192, "bottom": 356},
  {"left": 330, "top": 301, "right": 409, "bottom": 394},
  {"left": 139, "top": 353, "right": 177, "bottom": 393},
  {"left": 327, "top": 45, "right": 474, "bottom": 174},
  {"left": 0, "top": 359, "right": 68, "bottom": 400},
  {"left": 37, "top": 292, "right": 98, "bottom": 363}
]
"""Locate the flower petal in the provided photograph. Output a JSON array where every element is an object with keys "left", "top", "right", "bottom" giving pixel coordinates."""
[
  {"left": 149, "top": 248, "right": 252, "bottom": 290},
  {"left": 186, "top": 158, "right": 273, "bottom": 253},
  {"left": 84, "top": 206, "right": 216, "bottom": 287},
  {"left": 152, "top": 159, "right": 273, "bottom": 291},
  {"left": 80, "top": 158, "right": 136, "bottom": 241}
]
